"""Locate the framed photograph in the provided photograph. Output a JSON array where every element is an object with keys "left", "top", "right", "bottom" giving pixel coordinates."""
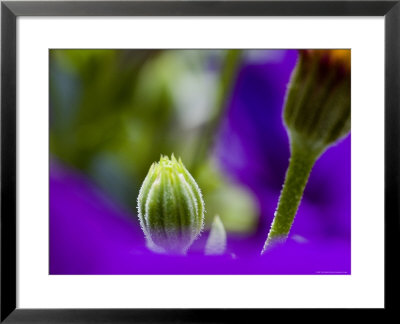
[{"left": 1, "top": 0, "right": 398, "bottom": 321}]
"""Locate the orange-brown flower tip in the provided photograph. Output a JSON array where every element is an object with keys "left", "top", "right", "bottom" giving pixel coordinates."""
[{"left": 299, "top": 49, "right": 351, "bottom": 73}]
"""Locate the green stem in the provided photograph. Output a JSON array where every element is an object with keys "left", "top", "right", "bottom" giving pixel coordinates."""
[
  {"left": 261, "top": 139, "right": 318, "bottom": 254},
  {"left": 190, "top": 50, "right": 242, "bottom": 174}
]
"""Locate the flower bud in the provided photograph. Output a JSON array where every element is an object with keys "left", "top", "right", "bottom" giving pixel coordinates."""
[
  {"left": 284, "top": 49, "right": 351, "bottom": 155},
  {"left": 262, "top": 50, "right": 351, "bottom": 254},
  {"left": 137, "top": 154, "right": 205, "bottom": 254}
]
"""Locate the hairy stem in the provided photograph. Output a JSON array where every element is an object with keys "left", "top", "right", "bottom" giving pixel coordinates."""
[{"left": 261, "top": 139, "right": 318, "bottom": 254}]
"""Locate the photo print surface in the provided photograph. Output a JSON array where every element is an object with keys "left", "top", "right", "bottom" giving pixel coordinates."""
[{"left": 49, "top": 49, "right": 351, "bottom": 274}]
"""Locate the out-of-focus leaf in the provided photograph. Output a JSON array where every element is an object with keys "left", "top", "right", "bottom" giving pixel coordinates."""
[{"left": 196, "top": 159, "right": 259, "bottom": 234}]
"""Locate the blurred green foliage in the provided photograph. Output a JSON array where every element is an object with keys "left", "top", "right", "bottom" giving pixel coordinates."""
[{"left": 50, "top": 49, "right": 258, "bottom": 234}]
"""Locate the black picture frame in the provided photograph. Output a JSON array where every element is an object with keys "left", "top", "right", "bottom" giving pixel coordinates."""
[{"left": 1, "top": 0, "right": 399, "bottom": 322}]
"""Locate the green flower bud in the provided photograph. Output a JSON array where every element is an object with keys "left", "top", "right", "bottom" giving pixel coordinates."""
[
  {"left": 284, "top": 49, "right": 350, "bottom": 156},
  {"left": 137, "top": 154, "right": 205, "bottom": 254},
  {"left": 262, "top": 50, "right": 351, "bottom": 254}
]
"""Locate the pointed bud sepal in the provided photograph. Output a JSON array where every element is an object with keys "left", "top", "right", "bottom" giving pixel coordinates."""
[
  {"left": 137, "top": 155, "right": 205, "bottom": 255},
  {"left": 205, "top": 215, "right": 227, "bottom": 256}
]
